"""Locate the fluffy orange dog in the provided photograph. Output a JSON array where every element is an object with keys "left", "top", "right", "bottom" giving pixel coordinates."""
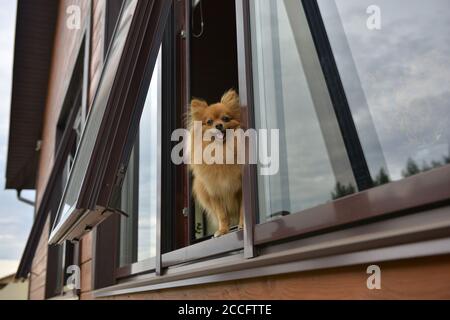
[{"left": 189, "top": 90, "right": 243, "bottom": 238}]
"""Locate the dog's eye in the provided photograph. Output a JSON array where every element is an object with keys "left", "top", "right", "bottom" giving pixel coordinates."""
[
  {"left": 222, "top": 116, "right": 231, "bottom": 123},
  {"left": 206, "top": 119, "right": 214, "bottom": 126}
]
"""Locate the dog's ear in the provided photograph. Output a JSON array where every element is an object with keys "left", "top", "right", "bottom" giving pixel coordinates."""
[
  {"left": 221, "top": 90, "right": 240, "bottom": 114},
  {"left": 191, "top": 99, "right": 208, "bottom": 121}
]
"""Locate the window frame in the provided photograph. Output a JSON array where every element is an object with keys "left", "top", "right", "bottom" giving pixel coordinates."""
[
  {"left": 90, "top": 0, "right": 450, "bottom": 296},
  {"left": 105, "top": 0, "right": 126, "bottom": 56},
  {"left": 113, "top": 0, "right": 247, "bottom": 281}
]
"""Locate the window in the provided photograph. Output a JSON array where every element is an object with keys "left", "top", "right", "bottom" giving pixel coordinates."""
[
  {"left": 105, "top": 0, "right": 126, "bottom": 56},
  {"left": 190, "top": 0, "right": 239, "bottom": 241},
  {"left": 250, "top": 0, "right": 356, "bottom": 223},
  {"left": 49, "top": 0, "right": 171, "bottom": 245},
  {"left": 49, "top": 0, "right": 139, "bottom": 244},
  {"left": 50, "top": 0, "right": 449, "bottom": 296},
  {"left": 251, "top": 0, "right": 450, "bottom": 244}
]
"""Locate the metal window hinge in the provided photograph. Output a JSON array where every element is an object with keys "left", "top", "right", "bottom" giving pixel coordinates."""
[
  {"left": 180, "top": 29, "right": 187, "bottom": 39},
  {"left": 101, "top": 207, "right": 130, "bottom": 218},
  {"left": 182, "top": 207, "right": 189, "bottom": 218}
]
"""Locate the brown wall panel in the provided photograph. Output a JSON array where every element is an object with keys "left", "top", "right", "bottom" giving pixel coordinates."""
[
  {"left": 80, "top": 260, "right": 92, "bottom": 294},
  {"left": 88, "top": 256, "right": 450, "bottom": 300},
  {"left": 80, "top": 233, "right": 93, "bottom": 264},
  {"left": 36, "top": 0, "right": 89, "bottom": 207},
  {"left": 89, "top": 0, "right": 105, "bottom": 104},
  {"left": 30, "top": 0, "right": 91, "bottom": 300}
]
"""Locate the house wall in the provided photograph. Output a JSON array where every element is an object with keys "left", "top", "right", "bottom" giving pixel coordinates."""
[
  {"left": 0, "top": 277, "right": 29, "bottom": 301},
  {"left": 90, "top": 255, "right": 450, "bottom": 300}
]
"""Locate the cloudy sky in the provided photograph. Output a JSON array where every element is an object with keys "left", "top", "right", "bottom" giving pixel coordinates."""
[{"left": 0, "top": 0, "right": 34, "bottom": 278}]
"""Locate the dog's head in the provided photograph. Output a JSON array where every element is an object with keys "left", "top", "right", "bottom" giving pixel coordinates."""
[{"left": 190, "top": 90, "right": 241, "bottom": 142}]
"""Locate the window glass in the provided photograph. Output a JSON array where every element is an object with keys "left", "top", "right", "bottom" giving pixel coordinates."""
[
  {"left": 119, "top": 50, "right": 161, "bottom": 266},
  {"left": 318, "top": 0, "right": 450, "bottom": 182},
  {"left": 251, "top": 0, "right": 450, "bottom": 223},
  {"left": 250, "top": 0, "right": 356, "bottom": 222}
]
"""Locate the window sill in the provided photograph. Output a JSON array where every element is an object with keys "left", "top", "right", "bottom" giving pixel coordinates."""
[{"left": 94, "top": 205, "right": 450, "bottom": 298}]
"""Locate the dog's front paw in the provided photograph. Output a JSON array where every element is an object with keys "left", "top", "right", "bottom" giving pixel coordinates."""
[{"left": 214, "top": 229, "right": 229, "bottom": 238}]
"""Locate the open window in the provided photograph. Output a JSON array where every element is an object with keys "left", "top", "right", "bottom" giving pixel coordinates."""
[
  {"left": 49, "top": 0, "right": 172, "bottom": 245},
  {"left": 78, "top": 0, "right": 449, "bottom": 296},
  {"left": 189, "top": 0, "right": 240, "bottom": 241},
  {"left": 110, "top": 0, "right": 245, "bottom": 281},
  {"left": 161, "top": 0, "right": 245, "bottom": 267}
]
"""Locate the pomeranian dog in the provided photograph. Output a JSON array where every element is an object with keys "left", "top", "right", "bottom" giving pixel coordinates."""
[{"left": 189, "top": 90, "right": 243, "bottom": 238}]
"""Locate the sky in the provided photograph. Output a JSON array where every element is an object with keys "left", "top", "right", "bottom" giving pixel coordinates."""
[{"left": 0, "top": 0, "right": 34, "bottom": 278}]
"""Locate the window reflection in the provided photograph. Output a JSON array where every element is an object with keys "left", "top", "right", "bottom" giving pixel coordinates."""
[
  {"left": 252, "top": 0, "right": 450, "bottom": 224},
  {"left": 318, "top": 0, "right": 450, "bottom": 182},
  {"left": 250, "top": 0, "right": 357, "bottom": 223},
  {"left": 119, "top": 50, "right": 161, "bottom": 266}
]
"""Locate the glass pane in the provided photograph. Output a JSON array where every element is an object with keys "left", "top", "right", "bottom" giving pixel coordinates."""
[
  {"left": 250, "top": 0, "right": 357, "bottom": 223},
  {"left": 252, "top": 0, "right": 450, "bottom": 224},
  {"left": 318, "top": 0, "right": 450, "bottom": 182},
  {"left": 119, "top": 50, "right": 161, "bottom": 266}
]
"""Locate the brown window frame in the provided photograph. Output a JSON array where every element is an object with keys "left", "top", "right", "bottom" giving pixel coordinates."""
[
  {"left": 86, "top": 0, "right": 450, "bottom": 296},
  {"left": 113, "top": 0, "right": 246, "bottom": 281}
]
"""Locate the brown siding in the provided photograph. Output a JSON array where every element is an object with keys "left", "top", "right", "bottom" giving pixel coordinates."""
[
  {"left": 80, "top": 233, "right": 93, "bottom": 295},
  {"left": 36, "top": 0, "right": 89, "bottom": 205},
  {"left": 90, "top": 0, "right": 106, "bottom": 104},
  {"left": 93, "top": 255, "right": 450, "bottom": 300},
  {"left": 29, "top": 216, "right": 50, "bottom": 300},
  {"left": 30, "top": 0, "right": 91, "bottom": 300}
]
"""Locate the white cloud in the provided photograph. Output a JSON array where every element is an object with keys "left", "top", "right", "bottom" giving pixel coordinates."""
[{"left": 0, "top": 235, "right": 15, "bottom": 241}]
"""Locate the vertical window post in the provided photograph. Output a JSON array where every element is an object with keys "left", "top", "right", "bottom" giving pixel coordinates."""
[{"left": 236, "top": 0, "right": 257, "bottom": 259}]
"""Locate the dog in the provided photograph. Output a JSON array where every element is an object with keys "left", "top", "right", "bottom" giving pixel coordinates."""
[{"left": 189, "top": 90, "right": 243, "bottom": 238}]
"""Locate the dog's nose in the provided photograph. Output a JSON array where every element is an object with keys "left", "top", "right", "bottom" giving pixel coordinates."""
[{"left": 216, "top": 124, "right": 224, "bottom": 131}]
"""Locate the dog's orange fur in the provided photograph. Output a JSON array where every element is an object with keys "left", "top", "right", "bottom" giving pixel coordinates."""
[{"left": 189, "top": 90, "right": 243, "bottom": 238}]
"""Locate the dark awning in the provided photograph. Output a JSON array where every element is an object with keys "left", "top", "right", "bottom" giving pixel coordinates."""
[{"left": 5, "top": 0, "right": 58, "bottom": 190}]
